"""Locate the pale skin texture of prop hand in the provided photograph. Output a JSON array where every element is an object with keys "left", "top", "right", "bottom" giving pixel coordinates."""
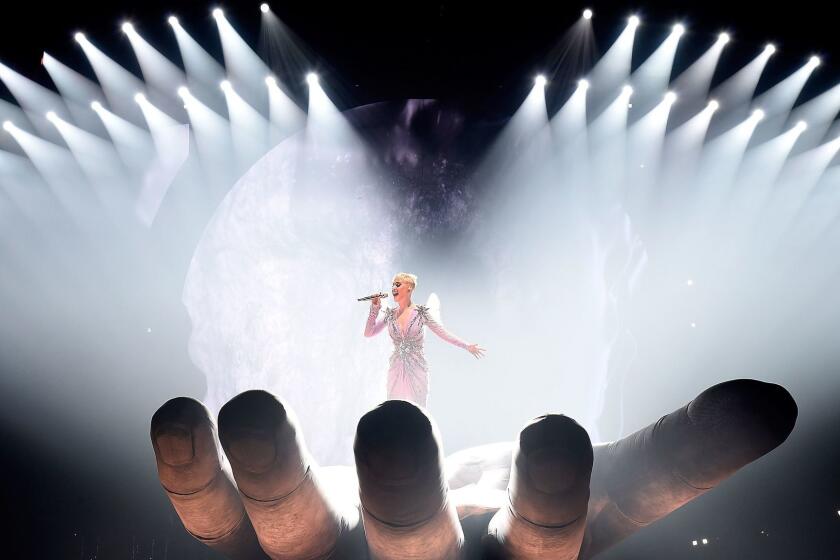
[{"left": 151, "top": 379, "right": 796, "bottom": 560}]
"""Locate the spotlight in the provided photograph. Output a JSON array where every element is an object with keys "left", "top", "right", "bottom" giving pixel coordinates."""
[
  {"left": 795, "top": 120, "right": 808, "bottom": 131},
  {"left": 265, "top": 76, "right": 277, "bottom": 87},
  {"left": 809, "top": 55, "right": 821, "bottom": 67},
  {"left": 261, "top": 3, "right": 270, "bottom": 13},
  {"left": 708, "top": 99, "right": 720, "bottom": 111},
  {"left": 622, "top": 85, "right": 634, "bottom": 97},
  {"left": 752, "top": 108, "right": 765, "bottom": 121},
  {"left": 177, "top": 86, "right": 190, "bottom": 99},
  {"left": 121, "top": 22, "right": 134, "bottom": 34},
  {"left": 583, "top": 8, "right": 593, "bottom": 20},
  {"left": 673, "top": 23, "right": 685, "bottom": 37},
  {"left": 91, "top": 101, "right": 103, "bottom": 111},
  {"left": 702, "top": 538, "right": 708, "bottom": 545},
  {"left": 74, "top": 32, "right": 86, "bottom": 44},
  {"left": 212, "top": 8, "right": 224, "bottom": 20},
  {"left": 46, "top": 110, "right": 57, "bottom": 122},
  {"left": 134, "top": 92, "right": 146, "bottom": 104},
  {"left": 168, "top": 16, "right": 179, "bottom": 27},
  {"left": 535, "top": 74, "right": 547, "bottom": 87},
  {"left": 2, "top": 120, "right": 13, "bottom": 132},
  {"left": 628, "top": 15, "right": 640, "bottom": 28},
  {"left": 692, "top": 540, "right": 698, "bottom": 546},
  {"left": 578, "top": 79, "right": 590, "bottom": 90},
  {"left": 765, "top": 43, "right": 777, "bottom": 55},
  {"left": 664, "top": 91, "right": 677, "bottom": 104},
  {"left": 220, "top": 79, "right": 232, "bottom": 91},
  {"left": 719, "top": 32, "right": 731, "bottom": 44},
  {"left": 306, "top": 72, "right": 319, "bottom": 85}
]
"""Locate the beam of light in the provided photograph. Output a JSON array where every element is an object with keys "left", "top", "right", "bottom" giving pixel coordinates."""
[
  {"left": 549, "top": 78, "right": 589, "bottom": 178},
  {"left": 220, "top": 79, "right": 270, "bottom": 171},
  {"left": 91, "top": 99, "right": 155, "bottom": 174},
  {"left": 749, "top": 56, "right": 824, "bottom": 143},
  {"left": 787, "top": 82, "right": 840, "bottom": 153},
  {"left": 583, "top": 8, "right": 593, "bottom": 20},
  {"left": 261, "top": 3, "right": 270, "bottom": 13},
  {"left": 671, "top": 33, "right": 730, "bottom": 119},
  {"left": 42, "top": 53, "right": 106, "bottom": 131},
  {"left": 0, "top": 61, "right": 70, "bottom": 142},
  {"left": 213, "top": 7, "right": 272, "bottom": 109},
  {"left": 122, "top": 21, "right": 187, "bottom": 108},
  {"left": 707, "top": 44, "right": 776, "bottom": 135},
  {"left": 168, "top": 14, "right": 226, "bottom": 104},
  {"left": 587, "top": 85, "right": 633, "bottom": 199},
  {"left": 305, "top": 72, "right": 360, "bottom": 149},
  {"left": 265, "top": 76, "right": 305, "bottom": 144},
  {"left": 178, "top": 87, "right": 237, "bottom": 189},
  {"left": 629, "top": 23, "right": 687, "bottom": 116},
  {"left": 586, "top": 16, "right": 640, "bottom": 102},
  {"left": 134, "top": 92, "right": 183, "bottom": 157},
  {"left": 75, "top": 33, "right": 148, "bottom": 124},
  {"left": 785, "top": 164, "right": 840, "bottom": 250}
]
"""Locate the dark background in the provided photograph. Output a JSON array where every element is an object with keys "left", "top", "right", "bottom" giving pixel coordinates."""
[{"left": 1, "top": 1, "right": 838, "bottom": 558}]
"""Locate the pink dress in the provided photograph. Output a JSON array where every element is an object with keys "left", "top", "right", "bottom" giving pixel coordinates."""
[{"left": 365, "top": 302, "right": 470, "bottom": 407}]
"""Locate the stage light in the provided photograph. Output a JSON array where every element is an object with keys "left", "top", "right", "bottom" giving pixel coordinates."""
[
  {"left": 91, "top": 101, "right": 103, "bottom": 111},
  {"left": 74, "top": 32, "right": 86, "bottom": 44},
  {"left": 719, "top": 32, "right": 731, "bottom": 44},
  {"left": 121, "top": 22, "right": 134, "bottom": 34},
  {"left": 692, "top": 540, "right": 698, "bottom": 546},
  {"left": 583, "top": 8, "right": 593, "bottom": 20},
  {"left": 177, "top": 86, "right": 190, "bottom": 99},
  {"left": 265, "top": 76, "right": 277, "bottom": 87},
  {"left": 665, "top": 91, "right": 677, "bottom": 104},
  {"left": 212, "top": 8, "right": 224, "bottom": 20},
  {"left": 809, "top": 55, "right": 821, "bottom": 67},
  {"left": 306, "top": 72, "right": 319, "bottom": 85},
  {"left": 765, "top": 43, "right": 777, "bottom": 55},
  {"left": 535, "top": 74, "right": 547, "bottom": 87},
  {"left": 708, "top": 99, "right": 720, "bottom": 111},
  {"left": 220, "top": 79, "right": 232, "bottom": 91},
  {"left": 622, "top": 84, "right": 634, "bottom": 97},
  {"left": 46, "top": 110, "right": 57, "bottom": 122},
  {"left": 702, "top": 538, "right": 708, "bottom": 545},
  {"left": 134, "top": 92, "right": 146, "bottom": 104},
  {"left": 628, "top": 15, "right": 640, "bottom": 28},
  {"left": 168, "top": 16, "right": 179, "bottom": 27},
  {"left": 2, "top": 120, "right": 13, "bottom": 132},
  {"left": 578, "top": 79, "right": 590, "bottom": 90},
  {"left": 752, "top": 108, "right": 765, "bottom": 121},
  {"left": 261, "top": 3, "right": 270, "bottom": 13},
  {"left": 795, "top": 120, "right": 808, "bottom": 131},
  {"left": 673, "top": 23, "right": 686, "bottom": 37}
]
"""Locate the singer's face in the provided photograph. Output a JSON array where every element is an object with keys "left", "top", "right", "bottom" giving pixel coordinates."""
[{"left": 392, "top": 280, "right": 412, "bottom": 300}]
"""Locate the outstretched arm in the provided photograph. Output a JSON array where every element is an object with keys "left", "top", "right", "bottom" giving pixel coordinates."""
[
  {"left": 422, "top": 309, "right": 470, "bottom": 349},
  {"left": 364, "top": 300, "right": 386, "bottom": 337}
]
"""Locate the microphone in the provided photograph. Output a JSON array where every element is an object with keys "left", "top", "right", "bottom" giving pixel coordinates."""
[{"left": 358, "top": 292, "right": 389, "bottom": 302}]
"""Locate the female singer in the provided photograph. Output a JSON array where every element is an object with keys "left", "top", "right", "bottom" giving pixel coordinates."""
[{"left": 364, "top": 272, "right": 485, "bottom": 407}]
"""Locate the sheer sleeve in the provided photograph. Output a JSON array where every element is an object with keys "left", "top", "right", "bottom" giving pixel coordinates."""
[
  {"left": 419, "top": 305, "right": 470, "bottom": 349},
  {"left": 364, "top": 302, "right": 387, "bottom": 337}
]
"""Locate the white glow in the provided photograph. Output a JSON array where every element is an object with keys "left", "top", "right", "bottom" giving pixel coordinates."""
[
  {"left": 220, "top": 79, "right": 232, "bottom": 92},
  {"left": 177, "top": 86, "right": 190, "bottom": 99},
  {"left": 134, "top": 92, "right": 146, "bottom": 104},
  {"left": 535, "top": 74, "right": 547, "bottom": 87},
  {"left": 261, "top": 3, "right": 270, "bottom": 13},
  {"left": 91, "top": 101, "right": 103, "bottom": 112},
  {"left": 673, "top": 23, "right": 686, "bottom": 37},
  {"left": 795, "top": 120, "right": 808, "bottom": 131},
  {"left": 628, "top": 15, "right": 640, "bottom": 28},
  {"left": 719, "top": 32, "right": 730, "bottom": 45},
  {"left": 168, "top": 16, "right": 179, "bottom": 27},
  {"left": 212, "top": 8, "right": 224, "bottom": 20},
  {"left": 583, "top": 8, "right": 593, "bottom": 20},
  {"left": 45, "top": 110, "right": 57, "bottom": 122},
  {"left": 121, "top": 22, "right": 134, "bottom": 34},
  {"left": 74, "top": 32, "right": 86, "bottom": 44},
  {"left": 2, "top": 120, "right": 12, "bottom": 132},
  {"left": 708, "top": 99, "right": 720, "bottom": 111},
  {"left": 809, "top": 55, "right": 821, "bottom": 67},
  {"left": 265, "top": 76, "right": 277, "bottom": 88},
  {"left": 665, "top": 91, "right": 677, "bottom": 104},
  {"left": 687, "top": 279, "right": 694, "bottom": 286},
  {"left": 578, "top": 79, "right": 590, "bottom": 90},
  {"left": 752, "top": 108, "right": 765, "bottom": 121},
  {"left": 306, "top": 72, "right": 319, "bottom": 86},
  {"left": 765, "top": 43, "right": 777, "bottom": 55},
  {"left": 702, "top": 538, "right": 708, "bottom": 545},
  {"left": 622, "top": 85, "right": 634, "bottom": 97}
]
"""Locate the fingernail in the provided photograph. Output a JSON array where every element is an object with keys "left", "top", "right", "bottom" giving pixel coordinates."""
[
  {"left": 226, "top": 428, "right": 277, "bottom": 471},
  {"left": 155, "top": 424, "right": 195, "bottom": 466}
]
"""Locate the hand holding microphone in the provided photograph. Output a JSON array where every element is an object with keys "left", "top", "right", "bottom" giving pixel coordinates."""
[{"left": 358, "top": 292, "right": 389, "bottom": 305}]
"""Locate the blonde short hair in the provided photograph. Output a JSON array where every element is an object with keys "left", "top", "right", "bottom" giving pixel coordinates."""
[{"left": 393, "top": 272, "right": 417, "bottom": 290}]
